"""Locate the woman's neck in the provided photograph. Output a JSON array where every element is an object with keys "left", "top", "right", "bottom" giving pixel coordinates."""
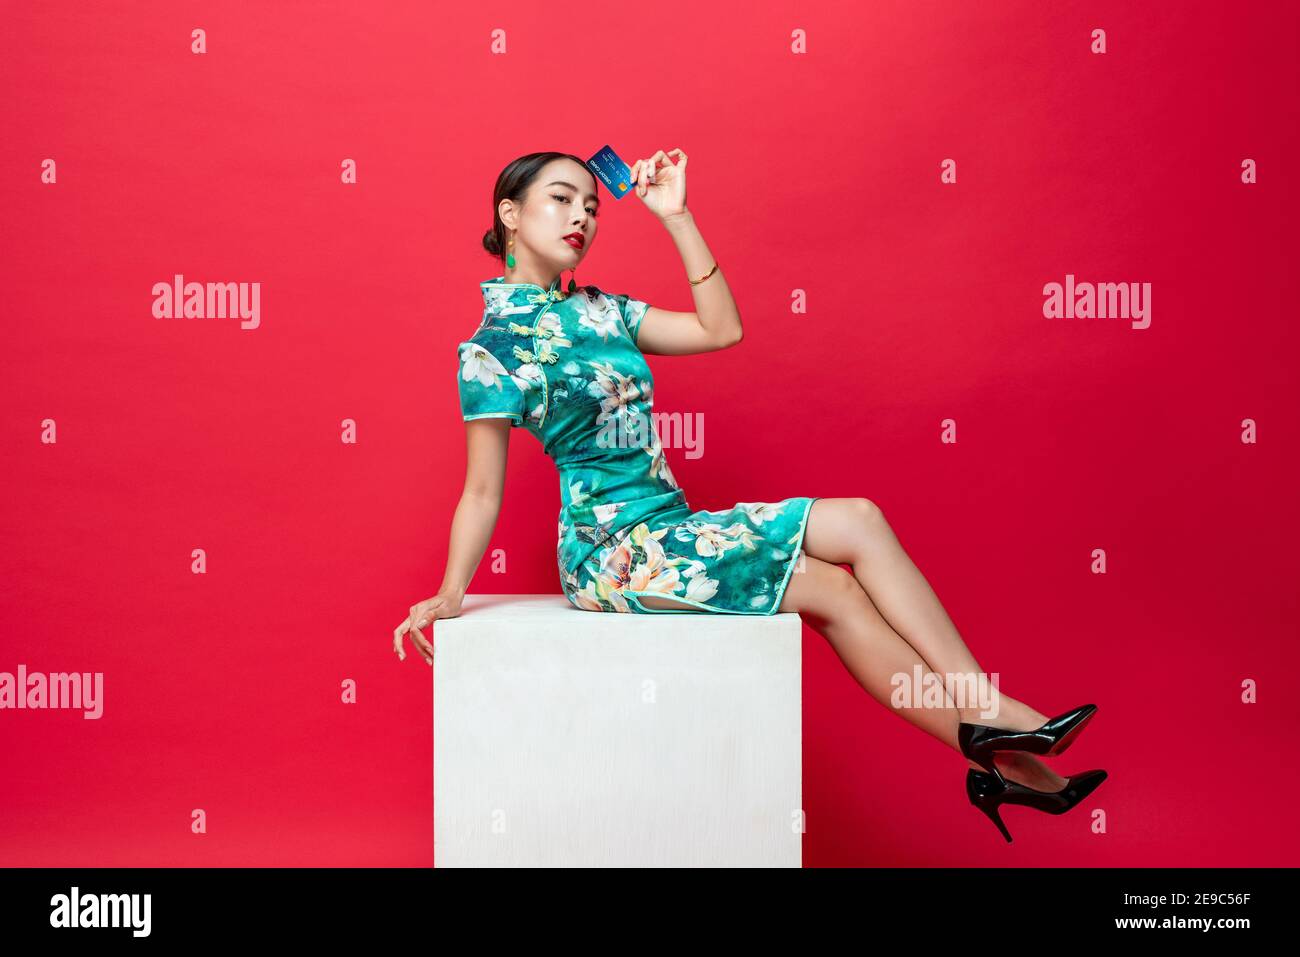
[{"left": 503, "top": 265, "right": 563, "bottom": 290}]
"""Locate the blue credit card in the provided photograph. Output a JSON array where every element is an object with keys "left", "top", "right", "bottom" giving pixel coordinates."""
[{"left": 586, "top": 145, "right": 635, "bottom": 200}]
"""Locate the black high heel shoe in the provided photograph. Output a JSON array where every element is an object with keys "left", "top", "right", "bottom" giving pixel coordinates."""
[
  {"left": 966, "top": 767, "right": 1108, "bottom": 843},
  {"left": 958, "top": 703, "right": 1098, "bottom": 786}
]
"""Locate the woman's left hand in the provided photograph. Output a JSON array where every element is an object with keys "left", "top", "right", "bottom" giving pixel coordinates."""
[{"left": 628, "top": 148, "right": 688, "bottom": 221}]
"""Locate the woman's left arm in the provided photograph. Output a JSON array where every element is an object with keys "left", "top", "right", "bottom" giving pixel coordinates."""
[{"left": 628, "top": 149, "right": 743, "bottom": 356}]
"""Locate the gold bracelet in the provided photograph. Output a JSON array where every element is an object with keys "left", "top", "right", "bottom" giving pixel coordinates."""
[{"left": 689, "top": 262, "right": 719, "bottom": 285}]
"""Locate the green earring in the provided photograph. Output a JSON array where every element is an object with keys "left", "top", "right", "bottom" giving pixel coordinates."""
[
  {"left": 505, "top": 234, "right": 516, "bottom": 269},
  {"left": 567, "top": 270, "right": 578, "bottom": 293}
]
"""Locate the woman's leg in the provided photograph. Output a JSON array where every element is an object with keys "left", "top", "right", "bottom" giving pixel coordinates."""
[
  {"left": 799, "top": 498, "right": 1043, "bottom": 725},
  {"left": 787, "top": 517, "right": 1068, "bottom": 792}
]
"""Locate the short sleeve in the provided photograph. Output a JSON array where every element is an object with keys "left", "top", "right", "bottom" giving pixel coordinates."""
[
  {"left": 456, "top": 340, "right": 525, "bottom": 425},
  {"left": 605, "top": 291, "right": 651, "bottom": 346}
]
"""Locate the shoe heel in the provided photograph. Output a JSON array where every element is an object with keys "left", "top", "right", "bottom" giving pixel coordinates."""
[
  {"left": 966, "top": 768, "right": 1015, "bottom": 843},
  {"left": 978, "top": 802, "right": 1014, "bottom": 843}
]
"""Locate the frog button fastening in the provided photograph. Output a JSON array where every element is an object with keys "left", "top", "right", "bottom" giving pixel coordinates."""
[
  {"left": 508, "top": 320, "right": 555, "bottom": 339},
  {"left": 513, "top": 344, "right": 558, "bottom": 364}
]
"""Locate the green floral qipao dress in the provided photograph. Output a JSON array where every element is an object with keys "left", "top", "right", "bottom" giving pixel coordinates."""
[{"left": 456, "top": 274, "right": 817, "bottom": 614}]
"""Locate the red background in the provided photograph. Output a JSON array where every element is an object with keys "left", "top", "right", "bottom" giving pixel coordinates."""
[{"left": 2, "top": 1, "right": 1297, "bottom": 866}]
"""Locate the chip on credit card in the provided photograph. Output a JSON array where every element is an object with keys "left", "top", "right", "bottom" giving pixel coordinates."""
[{"left": 586, "top": 145, "right": 635, "bottom": 200}]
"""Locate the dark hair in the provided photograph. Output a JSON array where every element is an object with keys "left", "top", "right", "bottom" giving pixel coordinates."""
[{"left": 482, "top": 152, "right": 598, "bottom": 263}]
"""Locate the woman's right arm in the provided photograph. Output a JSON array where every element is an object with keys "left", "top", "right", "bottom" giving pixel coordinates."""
[{"left": 393, "top": 418, "right": 512, "bottom": 665}]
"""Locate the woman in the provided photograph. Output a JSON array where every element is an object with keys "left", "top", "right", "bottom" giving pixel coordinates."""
[{"left": 394, "top": 148, "right": 1108, "bottom": 842}]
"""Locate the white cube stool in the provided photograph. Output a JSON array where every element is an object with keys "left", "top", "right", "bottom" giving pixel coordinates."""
[{"left": 433, "top": 594, "right": 803, "bottom": 867}]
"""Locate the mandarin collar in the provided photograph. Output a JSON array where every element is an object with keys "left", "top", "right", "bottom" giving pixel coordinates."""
[{"left": 480, "top": 275, "right": 568, "bottom": 316}]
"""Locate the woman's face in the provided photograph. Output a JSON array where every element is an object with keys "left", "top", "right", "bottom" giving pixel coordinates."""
[{"left": 501, "top": 158, "right": 600, "bottom": 276}]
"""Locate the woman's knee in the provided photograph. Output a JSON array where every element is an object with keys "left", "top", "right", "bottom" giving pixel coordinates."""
[
  {"left": 802, "top": 497, "right": 885, "bottom": 566},
  {"left": 816, "top": 498, "right": 887, "bottom": 570},
  {"left": 852, "top": 496, "right": 885, "bottom": 526}
]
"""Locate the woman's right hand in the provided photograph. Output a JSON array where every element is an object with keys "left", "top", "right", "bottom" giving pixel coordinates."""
[{"left": 393, "top": 591, "right": 464, "bottom": 665}]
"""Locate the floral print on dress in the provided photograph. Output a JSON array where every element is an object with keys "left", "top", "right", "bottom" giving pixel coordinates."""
[{"left": 457, "top": 275, "right": 816, "bottom": 615}]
